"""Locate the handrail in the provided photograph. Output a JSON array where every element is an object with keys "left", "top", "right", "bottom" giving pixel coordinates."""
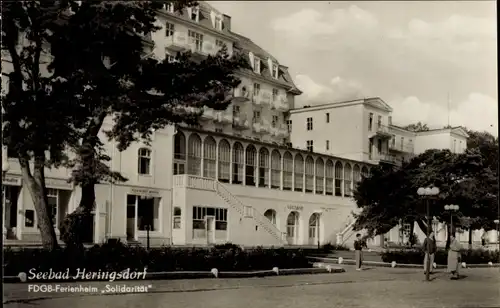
[{"left": 214, "top": 181, "right": 284, "bottom": 243}]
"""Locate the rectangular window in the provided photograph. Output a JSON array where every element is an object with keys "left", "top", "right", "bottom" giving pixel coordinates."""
[
  {"left": 272, "top": 64, "right": 278, "bottom": 79},
  {"left": 388, "top": 116, "right": 392, "bottom": 125},
  {"left": 47, "top": 189, "right": 58, "bottom": 228},
  {"left": 137, "top": 197, "right": 159, "bottom": 231},
  {"left": 369, "top": 113, "right": 373, "bottom": 131},
  {"left": 253, "top": 111, "right": 260, "bottom": 123},
  {"left": 326, "top": 140, "right": 330, "bottom": 150},
  {"left": 165, "top": 3, "right": 174, "bottom": 13},
  {"left": 377, "top": 139, "right": 382, "bottom": 153},
  {"left": 192, "top": 206, "right": 227, "bottom": 230},
  {"left": 326, "top": 113, "right": 330, "bottom": 123},
  {"left": 188, "top": 30, "right": 203, "bottom": 51},
  {"left": 190, "top": 7, "right": 199, "bottom": 22},
  {"left": 165, "top": 22, "right": 174, "bottom": 37},
  {"left": 306, "top": 140, "right": 313, "bottom": 152},
  {"left": 272, "top": 88, "right": 278, "bottom": 101},
  {"left": 286, "top": 120, "right": 292, "bottom": 132},
  {"left": 377, "top": 115, "right": 382, "bottom": 129},
  {"left": 400, "top": 137, "right": 404, "bottom": 151},
  {"left": 272, "top": 115, "right": 278, "bottom": 128},
  {"left": 215, "top": 128, "right": 223, "bottom": 133},
  {"left": 166, "top": 53, "right": 176, "bottom": 63},
  {"left": 253, "top": 58, "right": 260, "bottom": 74},
  {"left": 215, "top": 16, "right": 222, "bottom": 30},
  {"left": 25, "top": 210, "right": 34, "bottom": 227},
  {"left": 138, "top": 148, "right": 151, "bottom": 175},
  {"left": 306, "top": 117, "right": 313, "bottom": 131},
  {"left": 253, "top": 83, "right": 260, "bottom": 96}
]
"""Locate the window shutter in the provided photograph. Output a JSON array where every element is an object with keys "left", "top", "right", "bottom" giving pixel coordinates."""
[
  {"left": 248, "top": 52, "right": 254, "bottom": 69},
  {"left": 210, "top": 11, "right": 216, "bottom": 28}
]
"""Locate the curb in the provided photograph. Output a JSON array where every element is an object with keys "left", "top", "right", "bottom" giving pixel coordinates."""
[
  {"left": 309, "top": 256, "right": 500, "bottom": 269},
  {"left": 3, "top": 267, "right": 345, "bottom": 283}
]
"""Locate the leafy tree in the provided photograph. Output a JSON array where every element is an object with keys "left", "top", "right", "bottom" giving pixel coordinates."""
[
  {"left": 1, "top": 1, "right": 249, "bottom": 249},
  {"left": 352, "top": 149, "right": 497, "bottom": 247},
  {"left": 403, "top": 122, "right": 429, "bottom": 132}
]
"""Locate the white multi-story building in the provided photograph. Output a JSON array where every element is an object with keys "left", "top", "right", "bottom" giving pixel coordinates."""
[{"left": 2, "top": 2, "right": 494, "bottom": 247}]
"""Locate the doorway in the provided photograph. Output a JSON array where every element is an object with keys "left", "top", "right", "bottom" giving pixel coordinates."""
[{"left": 206, "top": 216, "right": 215, "bottom": 244}]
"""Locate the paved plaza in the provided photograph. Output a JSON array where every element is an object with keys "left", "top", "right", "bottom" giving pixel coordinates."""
[{"left": 4, "top": 266, "right": 500, "bottom": 308}]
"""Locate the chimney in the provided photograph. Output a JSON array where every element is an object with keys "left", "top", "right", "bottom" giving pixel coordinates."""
[{"left": 223, "top": 14, "right": 231, "bottom": 32}]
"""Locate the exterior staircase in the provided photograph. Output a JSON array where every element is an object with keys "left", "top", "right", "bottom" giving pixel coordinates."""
[{"left": 214, "top": 181, "right": 287, "bottom": 245}]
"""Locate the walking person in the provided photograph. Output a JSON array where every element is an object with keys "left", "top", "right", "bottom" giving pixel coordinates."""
[
  {"left": 354, "top": 233, "right": 365, "bottom": 271},
  {"left": 447, "top": 234, "right": 462, "bottom": 279},
  {"left": 423, "top": 231, "right": 437, "bottom": 275}
]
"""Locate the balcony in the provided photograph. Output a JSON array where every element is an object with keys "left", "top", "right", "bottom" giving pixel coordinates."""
[
  {"left": 233, "top": 86, "right": 251, "bottom": 102},
  {"left": 232, "top": 114, "right": 250, "bottom": 130},
  {"left": 187, "top": 40, "right": 215, "bottom": 57},
  {"left": 269, "top": 123, "right": 289, "bottom": 138},
  {"left": 370, "top": 152, "right": 400, "bottom": 166},
  {"left": 252, "top": 120, "right": 270, "bottom": 134},
  {"left": 214, "top": 111, "right": 232, "bottom": 124},
  {"left": 389, "top": 142, "right": 414, "bottom": 153},
  {"left": 271, "top": 96, "right": 289, "bottom": 112},
  {"left": 375, "top": 124, "right": 392, "bottom": 139},
  {"left": 252, "top": 91, "right": 270, "bottom": 106},
  {"left": 200, "top": 107, "right": 215, "bottom": 120},
  {"left": 165, "top": 32, "right": 188, "bottom": 51}
]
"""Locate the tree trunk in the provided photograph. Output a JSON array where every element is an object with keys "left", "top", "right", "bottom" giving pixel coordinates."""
[
  {"left": 409, "top": 220, "right": 415, "bottom": 246},
  {"left": 468, "top": 228, "right": 473, "bottom": 250},
  {"left": 19, "top": 157, "right": 59, "bottom": 250}
]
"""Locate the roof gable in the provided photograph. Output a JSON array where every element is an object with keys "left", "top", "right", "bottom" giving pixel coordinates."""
[
  {"left": 365, "top": 98, "right": 393, "bottom": 112},
  {"left": 451, "top": 127, "right": 469, "bottom": 138}
]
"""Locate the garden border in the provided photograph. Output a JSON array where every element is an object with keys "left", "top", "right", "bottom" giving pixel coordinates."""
[
  {"left": 3, "top": 267, "right": 345, "bottom": 283},
  {"left": 309, "top": 256, "right": 500, "bottom": 268}
]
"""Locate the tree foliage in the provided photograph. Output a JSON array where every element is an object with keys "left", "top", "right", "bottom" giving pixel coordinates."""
[
  {"left": 352, "top": 148, "right": 498, "bottom": 238},
  {"left": 403, "top": 122, "right": 429, "bottom": 132},
  {"left": 1, "top": 1, "right": 249, "bottom": 249}
]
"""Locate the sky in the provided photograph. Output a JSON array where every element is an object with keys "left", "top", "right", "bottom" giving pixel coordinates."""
[{"left": 208, "top": 1, "right": 498, "bottom": 136}]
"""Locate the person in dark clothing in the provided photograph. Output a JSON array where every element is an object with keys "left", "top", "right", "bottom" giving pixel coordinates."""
[
  {"left": 423, "top": 231, "right": 437, "bottom": 274},
  {"left": 354, "top": 233, "right": 364, "bottom": 271}
]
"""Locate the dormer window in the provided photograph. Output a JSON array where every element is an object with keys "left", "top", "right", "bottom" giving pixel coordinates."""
[
  {"left": 272, "top": 64, "right": 278, "bottom": 79},
  {"left": 215, "top": 16, "right": 222, "bottom": 30},
  {"left": 191, "top": 7, "right": 200, "bottom": 22},
  {"left": 253, "top": 57, "right": 260, "bottom": 74},
  {"left": 165, "top": 3, "right": 174, "bottom": 13}
]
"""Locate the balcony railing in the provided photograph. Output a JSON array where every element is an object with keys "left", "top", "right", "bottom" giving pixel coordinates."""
[
  {"left": 252, "top": 91, "right": 270, "bottom": 106},
  {"left": 165, "top": 32, "right": 188, "bottom": 51},
  {"left": 370, "top": 152, "right": 399, "bottom": 165},
  {"left": 200, "top": 107, "right": 215, "bottom": 120},
  {"left": 214, "top": 111, "right": 232, "bottom": 124},
  {"left": 233, "top": 86, "right": 251, "bottom": 101},
  {"left": 232, "top": 114, "right": 250, "bottom": 130},
  {"left": 373, "top": 124, "right": 392, "bottom": 138},
  {"left": 252, "top": 119, "right": 270, "bottom": 134},
  {"left": 270, "top": 96, "right": 289, "bottom": 112},
  {"left": 389, "top": 142, "right": 414, "bottom": 153},
  {"left": 187, "top": 39, "right": 215, "bottom": 56}
]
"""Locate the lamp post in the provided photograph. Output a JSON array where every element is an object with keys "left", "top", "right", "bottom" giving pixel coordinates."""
[
  {"left": 444, "top": 204, "right": 460, "bottom": 240},
  {"left": 417, "top": 186, "right": 440, "bottom": 281},
  {"left": 494, "top": 219, "right": 499, "bottom": 251}
]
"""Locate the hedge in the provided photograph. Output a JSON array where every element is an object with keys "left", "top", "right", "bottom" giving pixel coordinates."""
[
  {"left": 381, "top": 248, "right": 500, "bottom": 265},
  {"left": 3, "top": 241, "right": 312, "bottom": 276}
]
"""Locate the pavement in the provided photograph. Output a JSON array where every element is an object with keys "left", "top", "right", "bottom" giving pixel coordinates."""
[{"left": 3, "top": 265, "right": 500, "bottom": 308}]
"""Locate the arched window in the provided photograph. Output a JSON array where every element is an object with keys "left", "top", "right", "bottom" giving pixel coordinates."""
[
  {"left": 344, "top": 163, "right": 352, "bottom": 196},
  {"left": 173, "top": 207, "right": 181, "bottom": 229},
  {"left": 325, "top": 160, "right": 334, "bottom": 195},
  {"left": 286, "top": 211, "right": 299, "bottom": 245},
  {"left": 173, "top": 132, "right": 186, "bottom": 175},
  {"left": 353, "top": 164, "right": 361, "bottom": 188},
  {"left": 245, "top": 145, "right": 257, "bottom": 186},
  {"left": 305, "top": 156, "right": 314, "bottom": 193},
  {"left": 264, "top": 209, "right": 277, "bottom": 225},
  {"left": 294, "top": 154, "right": 304, "bottom": 192},
  {"left": 283, "top": 152, "right": 293, "bottom": 191},
  {"left": 187, "top": 134, "right": 202, "bottom": 175},
  {"left": 138, "top": 148, "right": 151, "bottom": 175},
  {"left": 258, "top": 148, "right": 269, "bottom": 187},
  {"left": 308, "top": 213, "right": 320, "bottom": 243},
  {"left": 335, "top": 162, "right": 343, "bottom": 197},
  {"left": 203, "top": 136, "right": 216, "bottom": 179},
  {"left": 218, "top": 140, "right": 230, "bottom": 183},
  {"left": 271, "top": 150, "right": 281, "bottom": 189},
  {"left": 361, "top": 166, "right": 369, "bottom": 178},
  {"left": 232, "top": 142, "right": 244, "bottom": 184},
  {"left": 315, "top": 158, "right": 324, "bottom": 194}
]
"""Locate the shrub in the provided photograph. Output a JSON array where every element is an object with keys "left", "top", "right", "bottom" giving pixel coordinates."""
[
  {"left": 3, "top": 244, "right": 312, "bottom": 277},
  {"left": 213, "top": 243, "right": 243, "bottom": 251},
  {"left": 321, "top": 243, "right": 350, "bottom": 252},
  {"left": 381, "top": 248, "right": 499, "bottom": 265}
]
